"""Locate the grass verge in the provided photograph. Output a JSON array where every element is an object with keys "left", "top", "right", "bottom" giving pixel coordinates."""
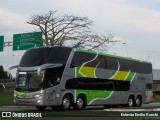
[{"left": 0, "top": 90, "right": 14, "bottom": 107}]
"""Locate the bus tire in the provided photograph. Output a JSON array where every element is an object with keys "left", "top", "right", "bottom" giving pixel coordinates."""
[
  {"left": 36, "top": 106, "right": 46, "bottom": 110},
  {"left": 135, "top": 96, "right": 142, "bottom": 107},
  {"left": 74, "top": 96, "right": 86, "bottom": 110},
  {"left": 127, "top": 96, "right": 134, "bottom": 107},
  {"left": 60, "top": 95, "right": 71, "bottom": 111}
]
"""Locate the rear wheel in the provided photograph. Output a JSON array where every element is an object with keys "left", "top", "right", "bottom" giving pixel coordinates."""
[
  {"left": 127, "top": 96, "right": 134, "bottom": 107},
  {"left": 74, "top": 96, "right": 86, "bottom": 110},
  {"left": 60, "top": 95, "right": 71, "bottom": 111},
  {"left": 36, "top": 106, "right": 46, "bottom": 110},
  {"left": 135, "top": 96, "right": 142, "bottom": 107}
]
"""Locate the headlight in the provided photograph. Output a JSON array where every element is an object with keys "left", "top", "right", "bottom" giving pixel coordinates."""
[
  {"left": 36, "top": 100, "right": 41, "bottom": 103},
  {"left": 34, "top": 94, "right": 41, "bottom": 98},
  {"left": 34, "top": 93, "right": 44, "bottom": 98}
]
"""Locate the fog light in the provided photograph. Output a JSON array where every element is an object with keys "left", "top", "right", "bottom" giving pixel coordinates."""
[
  {"left": 37, "top": 100, "right": 41, "bottom": 103},
  {"left": 35, "top": 95, "right": 40, "bottom": 98}
]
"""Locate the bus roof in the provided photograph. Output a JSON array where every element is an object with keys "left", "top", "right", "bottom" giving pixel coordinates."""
[
  {"left": 75, "top": 48, "right": 150, "bottom": 64},
  {"left": 25, "top": 46, "right": 150, "bottom": 64}
]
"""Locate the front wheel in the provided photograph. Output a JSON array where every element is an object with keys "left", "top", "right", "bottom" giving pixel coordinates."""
[
  {"left": 36, "top": 106, "right": 46, "bottom": 110},
  {"left": 74, "top": 96, "right": 86, "bottom": 110},
  {"left": 60, "top": 95, "right": 71, "bottom": 111}
]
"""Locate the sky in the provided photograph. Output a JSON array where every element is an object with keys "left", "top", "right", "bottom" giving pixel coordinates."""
[{"left": 0, "top": 0, "right": 160, "bottom": 76}]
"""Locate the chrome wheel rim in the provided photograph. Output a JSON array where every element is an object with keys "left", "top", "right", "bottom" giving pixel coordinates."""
[
  {"left": 77, "top": 98, "right": 83, "bottom": 109},
  {"left": 136, "top": 98, "right": 140, "bottom": 106},
  {"left": 128, "top": 99, "right": 133, "bottom": 107},
  {"left": 63, "top": 98, "right": 70, "bottom": 109}
]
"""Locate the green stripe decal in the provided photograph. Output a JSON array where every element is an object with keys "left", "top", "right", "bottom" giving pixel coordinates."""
[
  {"left": 80, "top": 66, "right": 96, "bottom": 78},
  {"left": 112, "top": 71, "right": 128, "bottom": 81},
  {"left": 125, "top": 72, "right": 136, "bottom": 81},
  {"left": 76, "top": 66, "right": 136, "bottom": 81},
  {"left": 14, "top": 90, "right": 28, "bottom": 97},
  {"left": 76, "top": 67, "right": 84, "bottom": 78},
  {"left": 76, "top": 90, "right": 112, "bottom": 105},
  {"left": 76, "top": 66, "right": 96, "bottom": 78}
]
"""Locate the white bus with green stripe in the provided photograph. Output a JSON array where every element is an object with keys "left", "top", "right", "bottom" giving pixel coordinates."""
[{"left": 14, "top": 46, "right": 153, "bottom": 110}]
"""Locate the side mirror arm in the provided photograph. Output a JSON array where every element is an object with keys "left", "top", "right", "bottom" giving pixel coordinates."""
[{"left": 7, "top": 65, "right": 19, "bottom": 79}]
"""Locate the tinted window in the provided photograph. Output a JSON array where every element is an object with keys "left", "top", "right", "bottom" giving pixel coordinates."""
[
  {"left": 71, "top": 52, "right": 97, "bottom": 67},
  {"left": 47, "top": 47, "right": 72, "bottom": 64},
  {"left": 114, "top": 80, "right": 130, "bottom": 91},
  {"left": 71, "top": 52, "right": 107, "bottom": 69},
  {"left": 118, "top": 59, "right": 152, "bottom": 74},
  {"left": 19, "top": 47, "right": 72, "bottom": 67},
  {"left": 146, "top": 83, "right": 152, "bottom": 90},
  {"left": 19, "top": 47, "right": 50, "bottom": 67},
  {"left": 106, "top": 57, "right": 118, "bottom": 70},
  {"left": 15, "top": 72, "right": 43, "bottom": 92},
  {"left": 66, "top": 78, "right": 130, "bottom": 91},
  {"left": 71, "top": 51, "right": 152, "bottom": 74},
  {"left": 44, "top": 66, "right": 65, "bottom": 88},
  {"left": 98, "top": 56, "right": 107, "bottom": 69}
]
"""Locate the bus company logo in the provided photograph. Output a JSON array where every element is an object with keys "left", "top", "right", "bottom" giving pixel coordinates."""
[
  {"left": 1, "top": 112, "right": 42, "bottom": 118},
  {"left": 2, "top": 112, "right": 11, "bottom": 117}
]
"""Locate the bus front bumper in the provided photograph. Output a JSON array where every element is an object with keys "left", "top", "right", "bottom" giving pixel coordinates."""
[{"left": 14, "top": 96, "right": 44, "bottom": 106}]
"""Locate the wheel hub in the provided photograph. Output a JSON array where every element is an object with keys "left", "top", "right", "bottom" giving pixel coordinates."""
[
  {"left": 63, "top": 98, "right": 70, "bottom": 108},
  {"left": 128, "top": 99, "right": 133, "bottom": 107},
  {"left": 77, "top": 98, "right": 83, "bottom": 109},
  {"left": 136, "top": 98, "right": 140, "bottom": 106}
]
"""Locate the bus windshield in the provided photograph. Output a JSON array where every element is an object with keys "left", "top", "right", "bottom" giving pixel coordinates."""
[
  {"left": 16, "top": 65, "right": 65, "bottom": 92},
  {"left": 19, "top": 47, "right": 72, "bottom": 67},
  {"left": 15, "top": 72, "right": 43, "bottom": 92}
]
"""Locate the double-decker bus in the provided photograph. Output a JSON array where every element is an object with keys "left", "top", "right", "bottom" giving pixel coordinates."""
[{"left": 12, "top": 46, "right": 153, "bottom": 110}]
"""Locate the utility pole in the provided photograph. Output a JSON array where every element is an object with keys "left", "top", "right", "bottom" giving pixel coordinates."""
[{"left": 123, "top": 39, "right": 129, "bottom": 57}]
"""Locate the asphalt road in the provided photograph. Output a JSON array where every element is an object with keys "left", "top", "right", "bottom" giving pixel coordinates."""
[{"left": 1, "top": 103, "right": 160, "bottom": 117}]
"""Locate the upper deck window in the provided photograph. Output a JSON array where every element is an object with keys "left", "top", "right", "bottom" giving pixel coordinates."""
[
  {"left": 71, "top": 51, "right": 152, "bottom": 74},
  {"left": 19, "top": 47, "right": 72, "bottom": 67}
]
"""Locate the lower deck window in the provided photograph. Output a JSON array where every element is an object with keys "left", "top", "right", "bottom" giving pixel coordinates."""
[
  {"left": 146, "top": 83, "right": 152, "bottom": 90},
  {"left": 65, "top": 78, "right": 130, "bottom": 91},
  {"left": 44, "top": 66, "right": 64, "bottom": 88}
]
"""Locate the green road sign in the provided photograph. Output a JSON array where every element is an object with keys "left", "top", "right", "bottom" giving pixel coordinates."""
[
  {"left": 0, "top": 36, "right": 4, "bottom": 52},
  {"left": 13, "top": 32, "right": 43, "bottom": 51}
]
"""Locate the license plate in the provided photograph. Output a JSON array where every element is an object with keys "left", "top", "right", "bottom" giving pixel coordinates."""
[{"left": 20, "top": 100, "right": 27, "bottom": 104}]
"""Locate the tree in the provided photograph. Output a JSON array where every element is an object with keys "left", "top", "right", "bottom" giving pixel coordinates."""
[
  {"left": 27, "top": 11, "right": 114, "bottom": 51},
  {"left": 0, "top": 66, "right": 9, "bottom": 79}
]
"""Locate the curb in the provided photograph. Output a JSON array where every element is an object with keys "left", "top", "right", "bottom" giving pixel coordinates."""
[{"left": 104, "top": 108, "right": 160, "bottom": 112}]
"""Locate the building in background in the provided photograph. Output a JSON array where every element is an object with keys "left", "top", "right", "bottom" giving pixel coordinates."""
[{"left": 152, "top": 69, "right": 160, "bottom": 97}]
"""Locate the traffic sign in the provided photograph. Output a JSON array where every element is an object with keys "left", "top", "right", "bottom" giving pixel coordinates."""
[
  {"left": 13, "top": 32, "right": 42, "bottom": 51},
  {"left": 0, "top": 36, "right": 4, "bottom": 51}
]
